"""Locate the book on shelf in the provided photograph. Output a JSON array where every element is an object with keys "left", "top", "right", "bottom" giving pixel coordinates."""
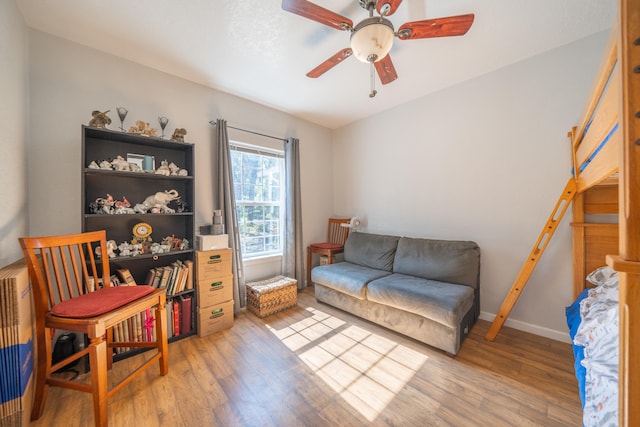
[
  {"left": 168, "top": 261, "right": 182, "bottom": 295},
  {"left": 143, "top": 308, "right": 155, "bottom": 342},
  {"left": 174, "top": 262, "right": 188, "bottom": 294},
  {"left": 151, "top": 267, "right": 163, "bottom": 288},
  {"left": 173, "top": 300, "right": 180, "bottom": 337},
  {"left": 116, "top": 268, "right": 137, "bottom": 286},
  {"left": 134, "top": 313, "right": 143, "bottom": 342},
  {"left": 158, "top": 266, "right": 172, "bottom": 290},
  {"left": 145, "top": 268, "right": 156, "bottom": 287},
  {"left": 166, "top": 299, "right": 174, "bottom": 338},
  {"left": 184, "top": 260, "right": 194, "bottom": 290},
  {"left": 179, "top": 294, "right": 192, "bottom": 334}
]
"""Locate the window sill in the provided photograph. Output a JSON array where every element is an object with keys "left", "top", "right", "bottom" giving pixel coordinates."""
[{"left": 243, "top": 254, "right": 282, "bottom": 266}]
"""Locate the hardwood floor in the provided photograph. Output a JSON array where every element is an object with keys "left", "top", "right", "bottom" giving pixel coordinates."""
[{"left": 30, "top": 287, "right": 582, "bottom": 426}]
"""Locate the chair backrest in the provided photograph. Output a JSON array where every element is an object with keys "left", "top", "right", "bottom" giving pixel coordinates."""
[
  {"left": 327, "top": 218, "right": 351, "bottom": 245},
  {"left": 19, "top": 230, "right": 111, "bottom": 314}
]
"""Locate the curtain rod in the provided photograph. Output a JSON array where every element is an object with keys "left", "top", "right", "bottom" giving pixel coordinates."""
[{"left": 209, "top": 120, "right": 287, "bottom": 142}]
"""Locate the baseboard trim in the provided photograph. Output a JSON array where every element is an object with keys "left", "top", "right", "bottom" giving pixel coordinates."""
[{"left": 479, "top": 311, "right": 571, "bottom": 344}]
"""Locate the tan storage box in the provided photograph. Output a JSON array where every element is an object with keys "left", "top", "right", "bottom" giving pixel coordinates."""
[
  {"left": 197, "top": 300, "right": 234, "bottom": 337},
  {"left": 197, "top": 274, "right": 234, "bottom": 308},
  {"left": 196, "top": 249, "right": 232, "bottom": 281},
  {"left": 246, "top": 276, "right": 298, "bottom": 318}
]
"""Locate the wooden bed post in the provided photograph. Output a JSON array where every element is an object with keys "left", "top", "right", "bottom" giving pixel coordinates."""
[{"left": 606, "top": 0, "right": 640, "bottom": 424}]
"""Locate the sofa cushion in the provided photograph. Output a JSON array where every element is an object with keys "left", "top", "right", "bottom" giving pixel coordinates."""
[
  {"left": 344, "top": 232, "right": 400, "bottom": 272},
  {"left": 367, "top": 274, "right": 474, "bottom": 328},
  {"left": 393, "top": 237, "right": 480, "bottom": 288},
  {"left": 311, "top": 262, "right": 391, "bottom": 300}
]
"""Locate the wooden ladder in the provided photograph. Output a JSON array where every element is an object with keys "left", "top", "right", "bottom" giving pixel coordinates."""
[{"left": 485, "top": 178, "right": 577, "bottom": 341}]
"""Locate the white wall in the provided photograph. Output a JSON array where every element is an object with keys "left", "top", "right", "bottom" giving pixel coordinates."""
[
  {"left": 333, "top": 31, "right": 609, "bottom": 340},
  {"left": 27, "top": 31, "right": 334, "bottom": 282},
  {"left": 0, "top": 1, "right": 29, "bottom": 268}
]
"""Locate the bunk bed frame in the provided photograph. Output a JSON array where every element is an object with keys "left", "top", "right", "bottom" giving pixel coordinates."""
[{"left": 486, "top": 0, "right": 639, "bottom": 424}]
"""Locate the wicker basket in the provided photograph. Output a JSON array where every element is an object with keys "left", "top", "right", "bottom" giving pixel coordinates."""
[{"left": 246, "top": 275, "right": 297, "bottom": 318}]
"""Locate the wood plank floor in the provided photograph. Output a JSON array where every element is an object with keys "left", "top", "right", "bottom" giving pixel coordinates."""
[{"left": 30, "top": 288, "right": 582, "bottom": 426}]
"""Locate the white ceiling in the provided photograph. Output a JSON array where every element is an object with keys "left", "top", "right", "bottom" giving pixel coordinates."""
[{"left": 16, "top": 0, "right": 616, "bottom": 130}]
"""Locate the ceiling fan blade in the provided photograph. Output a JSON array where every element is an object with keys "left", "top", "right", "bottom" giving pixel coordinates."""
[
  {"left": 376, "top": 0, "right": 403, "bottom": 17},
  {"left": 282, "top": 0, "right": 353, "bottom": 31},
  {"left": 374, "top": 54, "right": 398, "bottom": 85},
  {"left": 397, "top": 14, "right": 474, "bottom": 40},
  {"left": 307, "top": 48, "right": 353, "bottom": 78}
]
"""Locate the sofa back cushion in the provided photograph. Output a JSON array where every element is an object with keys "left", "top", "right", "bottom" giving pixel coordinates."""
[
  {"left": 393, "top": 237, "right": 480, "bottom": 288},
  {"left": 344, "top": 232, "right": 400, "bottom": 271}
]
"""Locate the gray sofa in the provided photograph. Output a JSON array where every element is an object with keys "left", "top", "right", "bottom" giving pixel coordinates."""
[{"left": 311, "top": 232, "right": 480, "bottom": 355}]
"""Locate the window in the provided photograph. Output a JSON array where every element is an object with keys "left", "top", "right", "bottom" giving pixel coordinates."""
[{"left": 230, "top": 142, "right": 285, "bottom": 259}]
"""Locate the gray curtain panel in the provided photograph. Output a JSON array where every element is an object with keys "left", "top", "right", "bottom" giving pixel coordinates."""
[
  {"left": 215, "top": 119, "right": 246, "bottom": 311},
  {"left": 283, "top": 137, "right": 305, "bottom": 289}
]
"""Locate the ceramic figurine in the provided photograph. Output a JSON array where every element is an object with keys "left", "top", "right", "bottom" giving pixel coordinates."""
[
  {"left": 111, "top": 155, "right": 130, "bottom": 171},
  {"left": 170, "top": 128, "right": 187, "bottom": 142},
  {"left": 99, "top": 160, "right": 112, "bottom": 170},
  {"left": 141, "top": 189, "right": 179, "bottom": 213},
  {"left": 88, "top": 110, "right": 111, "bottom": 128},
  {"left": 155, "top": 160, "right": 171, "bottom": 176}
]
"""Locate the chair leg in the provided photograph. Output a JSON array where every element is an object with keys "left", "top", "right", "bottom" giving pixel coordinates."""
[
  {"left": 155, "top": 303, "right": 169, "bottom": 375},
  {"left": 88, "top": 336, "right": 108, "bottom": 427},
  {"left": 30, "top": 326, "right": 52, "bottom": 421}
]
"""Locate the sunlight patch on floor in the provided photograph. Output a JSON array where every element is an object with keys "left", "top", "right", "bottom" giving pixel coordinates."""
[{"left": 266, "top": 307, "right": 428, "bottom": 421}]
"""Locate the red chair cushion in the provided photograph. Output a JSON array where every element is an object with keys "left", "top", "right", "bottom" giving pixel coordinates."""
[
  {"left": 50, "top": 286, "right": 156, "bottom": 318},
  {"left": 310, "top": 242, "right": 344, "bottom": 250}
]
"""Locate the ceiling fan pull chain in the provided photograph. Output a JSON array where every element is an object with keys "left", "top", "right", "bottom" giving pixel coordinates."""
[{"left": 369, "top": 61, "right": 377, "bottom": 98}]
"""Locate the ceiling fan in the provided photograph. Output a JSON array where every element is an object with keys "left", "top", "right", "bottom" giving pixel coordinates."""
[{"left": 282, "top": 0, "right": 474, "bottom": 97}]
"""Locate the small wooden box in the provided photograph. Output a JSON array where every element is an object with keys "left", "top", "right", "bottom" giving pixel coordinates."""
[{"left": 246, "top": 276, "right": 298, "bottom": 318}]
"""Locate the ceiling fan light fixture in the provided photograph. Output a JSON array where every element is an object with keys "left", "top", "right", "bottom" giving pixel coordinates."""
[{"left": 350, "top": 17, "right": 394, "bottom": 63}]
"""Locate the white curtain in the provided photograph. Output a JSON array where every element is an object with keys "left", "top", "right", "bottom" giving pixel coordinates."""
[
  {"left": 282, "top": 137, "right": 305, "bottom": 289},
  {"left": 215, "top": 119, "right": 246, "bottom": 310}
]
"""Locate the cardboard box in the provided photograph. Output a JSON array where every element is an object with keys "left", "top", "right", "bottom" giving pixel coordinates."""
[
  {"left": 0, "top": 259, "right": 35, "bottom": 427},
  {"left": 197, "top": 274, "right": 234, "bottom": 308},
  {"left": 196, "top": 249, "right": 232, "bottom": 281},
  {"left": 197, "top": 300, "right": 234, "bottom": 337},
  {"left": 196, "top": 234, "right": 229, "bottom": 251}
]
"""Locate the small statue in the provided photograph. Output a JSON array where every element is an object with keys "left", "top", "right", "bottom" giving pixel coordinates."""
[
  {"left": 170, "top": 128, "right": 187, "bottom": 142},
  {"left": 168, "top": 162, "right": 188, "bottom": 176},
  {"left": 106, "top": 240, "right": 117, "bottom": 258},
  {"left": 96, "top": 240, "right": 117, "bottom": 258},
  {"left": 111, "top": 155, "right": 130, "bottom": 171},
  {"left": 88, "top": 110, "right": 112, "bottom": 128},
  {"left": 128, "top": 120, "right": 158, "bottom": 137},
  {"left": 118, "top": 241, "right": 133, "bottom": 257},
  {"left": 130, "top": 243, "right": 143, "bottom": 256},
  {"left": 140, "top": 189, "right": 180, "bottom": 213},
  {"left": 155, "top": 160, "right": 171, "bottom": 176},
  {"left": 170, "top": 197, "right": 188, "bottom": 213},
  {"left": 90, "top": 194, "right": 115, "bottom": 214},
  {"left": 113, "top": 196, "right": 134, "bottom": 214},
  {"left": 99, "top": 160, "right": 112, "bottom": 170}
]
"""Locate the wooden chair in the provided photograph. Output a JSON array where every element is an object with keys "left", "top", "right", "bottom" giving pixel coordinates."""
[
  {"left": 306, "top": 218, "right": 351, "bottom": 286},
  {"left": 19, "top": 230, "right": 169, "bottom": 427}
]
